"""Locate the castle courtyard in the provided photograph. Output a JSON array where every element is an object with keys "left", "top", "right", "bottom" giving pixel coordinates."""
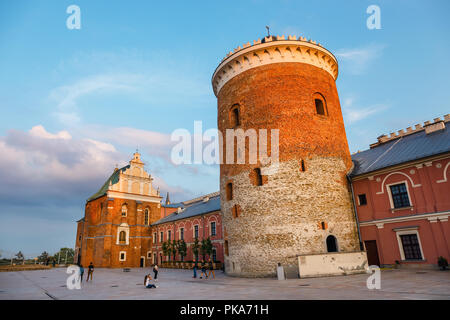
[{"left": 1, "top": 268, "right": 449, "bottom": 300}]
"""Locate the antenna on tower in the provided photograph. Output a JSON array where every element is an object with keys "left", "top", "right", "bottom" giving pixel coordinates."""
[{"left": 265, "top": 25, "right": 270, "bottom": 37}]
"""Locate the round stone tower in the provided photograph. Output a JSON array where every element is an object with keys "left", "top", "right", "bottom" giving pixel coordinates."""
[{"left": 212, "top": 35, "right": 361, "bottom": 277}]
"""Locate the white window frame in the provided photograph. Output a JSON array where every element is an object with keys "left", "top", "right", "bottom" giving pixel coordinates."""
[
  {"left": 119, "top": 251, "right": 126, "bottom": 261},
  {"left": 193, "top": 225, "right": 199, "bottom": 238},
  {"left": 179, "top": 227, "right": 184, "bottom": 241},
  {"left": 395, "top": 228, "right": 425, "bottom": 261},
  {"left": 116, "top": 223, "right": 129, "bottom": 245},
  {"left": 210, "top": 222, "right": 216, "bottom": 236},
  {"left": 121, "top": 204, "right": 128, "bottom": 217},
  {"left": 386, "top": 180, "right": 412, "bottom": 210}
]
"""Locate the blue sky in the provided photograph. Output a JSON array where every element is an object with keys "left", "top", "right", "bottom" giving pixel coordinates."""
[{"left": 0, "top": 0, "right": 449, "bottom": 258}]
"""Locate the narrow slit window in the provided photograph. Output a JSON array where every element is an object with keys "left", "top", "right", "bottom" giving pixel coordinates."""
[
  {"left": 254, "top": 168, "right": 263, "bottom": 186},
  {"left": 230, "top": 105, "right": 240, "bottom": 127},
  {"left": 226, "top": 182, "right": 233, "bottom": 201}
]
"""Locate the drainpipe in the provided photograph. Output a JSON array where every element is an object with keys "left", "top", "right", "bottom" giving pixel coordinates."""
[{"left": 347, "top": 172, "right": 364, "bottom": 251}]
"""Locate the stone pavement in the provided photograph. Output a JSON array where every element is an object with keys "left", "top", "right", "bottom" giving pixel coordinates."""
[{"left": 0, "top": 267, "right": 449, "bottom": 300}]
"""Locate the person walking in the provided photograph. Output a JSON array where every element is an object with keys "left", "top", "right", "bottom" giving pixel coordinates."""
[
  {"left": 79, "top": 264, "right": 85, "bottom": 282},
  {"left": 207, "top": 258, "right": 215, "bottom": 279},
  {"left": 86, "top": 262, "right": 94, "bottom": 282},
  {"left": 192, "top": 260, "right": 198, "bottom": 278},
  {"left": 153, "top": 264, "right": 159, "bottom": 282},
  {"left": 199, "top": 259, "right": 207, "bottom": 279}
]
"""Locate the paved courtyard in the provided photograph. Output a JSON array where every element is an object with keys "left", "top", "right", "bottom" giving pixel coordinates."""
[{"left": 0, "top": 267, "right": 449, "bottom": 300}]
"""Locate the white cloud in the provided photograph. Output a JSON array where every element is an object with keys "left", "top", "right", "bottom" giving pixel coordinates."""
[
  {"left": 342, "top": 97, "right": 388, "bottom": 124},
  {"left": 336, "top": 44, "right": 386, "bottom": 75}
]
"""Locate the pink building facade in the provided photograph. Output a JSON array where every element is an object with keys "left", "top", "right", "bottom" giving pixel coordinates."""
[
  {"left": 151, "top": 192, "right": 224, "bottom": 264},
  {"left": 351, "top": 116, "right": 450, "bottom": 268}
]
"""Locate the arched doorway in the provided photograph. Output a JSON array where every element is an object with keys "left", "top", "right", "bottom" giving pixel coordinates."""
[{"left": 326, "top": 235, "right": 338, "bottom": 252}]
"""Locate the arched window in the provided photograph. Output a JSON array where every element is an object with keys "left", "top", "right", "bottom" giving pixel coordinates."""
[
  {"left": 230, "top": 104, "right": 240, "bottom": 127},
  {"left": 226, "top": 182, "right": 233, "bottom": 201},
  {"left": 121, "top": 204, "right": 128, "bottom": 217},
  {"left": 144, "top": 209, "right": 149, "bottom": 225},
  {"left": 313, "top": 93, "right": 327, "bottom": 116},
  {"left": 326, "top": 235, "right": 338, "bottom": 252},
  {"left": 119, "top": 231, "right": 126, "bottom": 243}
]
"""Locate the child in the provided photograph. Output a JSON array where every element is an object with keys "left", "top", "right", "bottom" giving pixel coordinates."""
[
  {"left": 153, "top": 264, "right": 159, "bottom": 282},
  {"left": 207, "top": 259, "right": 215, "bottom": 279}
]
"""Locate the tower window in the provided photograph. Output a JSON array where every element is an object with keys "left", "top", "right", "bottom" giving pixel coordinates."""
[
  {"left": 230, "top": 105, "right": 240, "bottom": 127},
  {"left": 300, "top": 160, "right": 306, "bottom": 172},
  {"left": 226, "top": 182, "right": 233, "bottom": 201},
  {"left": 315, "top": 99, "right": 325, "bottom": 115},
  {"left": 253, "top": 168, "right": 263, "bottom": 186},
  {"left": 225, "top": 240, "right": 229, "bottom": 256}
]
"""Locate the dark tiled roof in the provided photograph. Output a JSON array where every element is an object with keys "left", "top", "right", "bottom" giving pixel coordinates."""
[
  {"left": 86, "top": 165, "right": 130, "bottom": 202},
  {"left": 152, "top": 195, "right": 220, "bottom": 226},
  {"left": 351, "top": 125, "right": 450, "bottom": 177}
]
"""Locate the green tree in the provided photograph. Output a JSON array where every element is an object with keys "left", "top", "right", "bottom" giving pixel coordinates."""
[
  {"left": 192, "top": 238, "right": 200, "bottom": 262},
  {"left": 53, "top": 248, "right": 75, "bottom": 264},
  {"left": 38, "top": 251, "right": 49, "bottom": 263},
  {"left": 171, "top": 240, "right": 178, "bottom": 261},
  {"left": 177, "top": 240, "right": 187, "bottom": 261},
  {"left": 162, "top": 241, "right": 170, "bottom": 261},
  {"left": 200, "top": 238, "right": 213, "bottom": 260},
  {"left": 15, "top": 251, "right": 24, "bottom": 264}
]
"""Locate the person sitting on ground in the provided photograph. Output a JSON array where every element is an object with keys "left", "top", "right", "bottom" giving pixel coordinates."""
[{"left": 144, "top": 274, "right": 157, "bottom": 288}]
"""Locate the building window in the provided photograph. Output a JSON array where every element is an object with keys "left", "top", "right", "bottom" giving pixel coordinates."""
[
  {"left": 210, "top": 222, "right": 216, "bottom": 236},
  {"left": 168, "top": 230, "right": 171, "bottom": 241},
  {"left": 300, "top": 160, "right": 306, "bottom": 172},
  {"left": 121, "top": 204, "right": 127, "bottom": 217},
  {"left": 119, "top": 251, "right": 126, "bottom": 261},
  {"left": 160, "top": 232, "right": 163, "bottom": 242},
  {"left": 119, "top": 231, "right": 126, "bottom": 243},
  {"left": 389, "top": 183, "right": 410, "bottom": 208},
  {"left": 144, "top": 209, "right": 149, "bottom": 225},
  {"left": 358, "top": 194, "right": 367, "bottom": 206},
  {"left": 400, "top": 234, "right": 423, "bottom": 260},
  {"left": 194, "top": 225, "right": 199, "bottom": 239},
  {"left": 326, "top": 235, "right": 338, "bottom": 252},
  {"left": 226, "top": 182, "right": 233, "bottom": 201},
  {"left": 180, "top": 228, "right": 184, "bottom": 241},
  {"left": 147, "top": 251, "right": 151, "bottom": 259},
  {"left": 153, "top": 232, "right": 157, "bottom": 243},
  {"left": 212, "top": 248, "right": 217, "bottom": 262},
  {"left": 230, "top": 104, "right": 240, "bottom": 127}
]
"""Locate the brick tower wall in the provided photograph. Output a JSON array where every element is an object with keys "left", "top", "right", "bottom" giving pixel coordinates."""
[{"left": 217, "top": 61, "right": 360, "bottom": 277}]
